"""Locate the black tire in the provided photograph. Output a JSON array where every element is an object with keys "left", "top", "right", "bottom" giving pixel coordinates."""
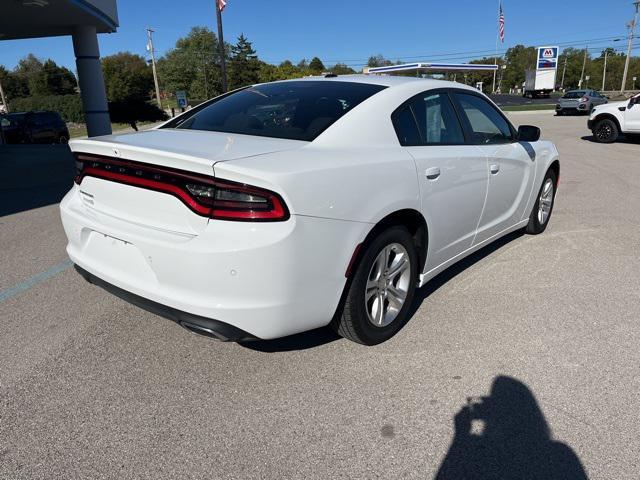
[
  {"left": 526, "top": 169, "right": 557, "bottom": 235},
  {"left": 592, "top": 118, "right": 619, "bottom": 143},
  {"left": 332, "top": 226, "right": 418, "bottom": 345}
]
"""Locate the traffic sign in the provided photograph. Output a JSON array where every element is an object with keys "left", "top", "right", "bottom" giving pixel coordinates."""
[{"left": 176, "top": 90, "right": 188, "bottom": 109}]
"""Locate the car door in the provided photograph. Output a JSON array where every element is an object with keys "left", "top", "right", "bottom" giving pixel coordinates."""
[
  {"left": 625, "top": 95, "right": 640, "bottom": 131},
  {"left": 452, "top": 91, "right": 535, "bottom": 245},
  {"left": 392, "top": 90, "right": 488, "bottom": 271},
  {"left": 26, "top": 114, "right": 47, "bottom": 143}
]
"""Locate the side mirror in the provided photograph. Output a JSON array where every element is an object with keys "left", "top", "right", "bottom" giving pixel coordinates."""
[
  {"left": 517, "top": 125, "right": 541, "bottom": 142},
  {"left": 629, "top": 96, "right": 639, "bottom": 107}
]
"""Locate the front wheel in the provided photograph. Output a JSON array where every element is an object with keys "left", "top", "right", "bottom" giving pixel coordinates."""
[
  {"left": 526, "top": 169, "right": 557, "bottom": 235},
  {"left": 592, "top": 118, "right": 619, "bottom": 143},
  {"left": 332, "top": 226, "right": 418, "bottom": 345}
]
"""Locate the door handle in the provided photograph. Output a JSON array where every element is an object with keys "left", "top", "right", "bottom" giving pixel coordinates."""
[
  {"left": 425, "top": 167, "right": 441, "bottom": 180},
  {"left": 490, "top": 164, "right": 500, "bottom": 174}
]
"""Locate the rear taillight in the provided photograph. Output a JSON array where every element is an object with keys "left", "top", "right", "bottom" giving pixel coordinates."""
[
  {"left": 579, "top": 96, "right": 589, "bottom": 103},
  {"left": 74, "top": 153, "right": 289, "bottom": 221}
]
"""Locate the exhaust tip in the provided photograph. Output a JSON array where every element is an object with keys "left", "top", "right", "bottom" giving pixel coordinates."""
[{"left": 180, "top": 321, "right": 228, "bottom": 341}]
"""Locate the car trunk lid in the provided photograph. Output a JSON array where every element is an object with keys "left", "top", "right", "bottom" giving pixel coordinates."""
[{"left": 70, "top": 129, "right": 305, "bottom": 235}]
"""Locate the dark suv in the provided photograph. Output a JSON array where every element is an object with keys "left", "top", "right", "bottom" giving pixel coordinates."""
[{"left": 0, "top": 111, "right": 70, "bottom": 144}]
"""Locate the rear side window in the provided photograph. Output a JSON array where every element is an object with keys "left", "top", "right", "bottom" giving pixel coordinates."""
[
  {"left": 454, "top": 93, "right": 514, "bottom": 144},
  {"left": 172, "top": 81, "right": 386, "bottom": 141},
  {"left": 393, "top": 91, "right": 465, "bottom": 146},
  {"left": 393, "top": 106, "right": 422, "bottom": 146},
  {"left": 563, "top": 91, "right": 586, "bottom": 99}
]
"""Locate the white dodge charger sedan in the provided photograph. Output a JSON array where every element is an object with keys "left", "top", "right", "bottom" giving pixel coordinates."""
[{"left": 61, "top": 75, "right": 559, "bottom": 345}]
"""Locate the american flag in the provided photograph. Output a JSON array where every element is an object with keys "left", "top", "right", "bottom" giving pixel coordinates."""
[
  {"left": 498, "top": 2, "right": 505, "bottom": 43},
  {"left": 218, "top": 0, "right": 227, "bottom": 12}
]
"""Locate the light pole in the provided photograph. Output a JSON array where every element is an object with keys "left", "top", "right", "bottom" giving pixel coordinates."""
[
  {"left": 602, "top": 38, "right": 622, "bottom": 91},
  {"left": 621, "top": 0, "right": 640, "bottom": 93}
]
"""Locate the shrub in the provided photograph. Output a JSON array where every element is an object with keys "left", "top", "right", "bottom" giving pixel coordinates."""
[
  {"left": 9, "top": 94, "right": 84, "bottom": 123},
  {"left": 108, "top": 100, "right": 168, "bottom": 125}
]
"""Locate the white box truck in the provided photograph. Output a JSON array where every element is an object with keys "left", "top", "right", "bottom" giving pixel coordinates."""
[{"left": 523, "top": 69, "right": 556, "bottom": 98}]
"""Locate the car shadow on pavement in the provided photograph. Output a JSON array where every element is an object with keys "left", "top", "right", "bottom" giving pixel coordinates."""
[
  {"left": 408, "top": 229, "right": 525, "bottom": 319},
  {"left": 239, "top": 326, "right": 341, "bottom": 352},
  {"left": 0, "top": 145, "right": 74, "bottom": 217},
  {"left": 435, "top": 375, "right": 588, "bottom": 480},
  {"left": 580, "top": 134, "right": 640, "bottom": 144}
]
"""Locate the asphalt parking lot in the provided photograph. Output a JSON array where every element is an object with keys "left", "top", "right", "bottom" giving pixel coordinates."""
[{"left": 1, "top": 112, "right": 639, "bottom": 479}]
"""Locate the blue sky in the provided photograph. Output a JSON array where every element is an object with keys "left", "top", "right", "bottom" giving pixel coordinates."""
[{"left": 1, "top": 0, "right": 637, "bottom": 72}]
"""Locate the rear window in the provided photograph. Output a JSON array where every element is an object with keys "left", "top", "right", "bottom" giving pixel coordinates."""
[
  {"left": 170, "top": 81, "right": 386, "bottom": 141},
  {"left": 563, "top": 91, "right": 586, "bottom": 99}
]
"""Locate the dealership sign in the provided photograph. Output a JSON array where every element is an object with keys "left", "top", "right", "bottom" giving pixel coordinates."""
[{"left": 538, "top": 46, "right": 559, "bottom": 70}]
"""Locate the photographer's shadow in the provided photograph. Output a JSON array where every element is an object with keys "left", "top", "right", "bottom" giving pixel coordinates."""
[{"left": 435, "top": 376, "right": 588, "bottom": 480}]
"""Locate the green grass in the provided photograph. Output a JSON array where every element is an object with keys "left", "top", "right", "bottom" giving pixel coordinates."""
[{"left": 502, "top": 104, "right": 556, "bottom": 112}]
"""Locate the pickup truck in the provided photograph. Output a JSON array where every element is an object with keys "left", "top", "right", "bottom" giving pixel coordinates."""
[{"left": 588, "top": 93, "right": 640, "bottom": 143}]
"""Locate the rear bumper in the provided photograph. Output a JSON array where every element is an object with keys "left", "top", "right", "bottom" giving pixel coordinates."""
[
  {"left": 60, "top": 185, "right": 368, "bottom": 340},
  {"left": 557, "top": 102, "right": 590, "bottom": 113},
  {"left": 75, "top": 265, "right": 256, "bottom": 341}
]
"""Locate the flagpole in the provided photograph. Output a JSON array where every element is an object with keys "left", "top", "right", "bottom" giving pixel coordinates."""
[
  {"left": 215, "top": 0, "right": 228, "bottom": 93},
  {"left": 492, "top": 0, "right": 500, "bottom": 93}
]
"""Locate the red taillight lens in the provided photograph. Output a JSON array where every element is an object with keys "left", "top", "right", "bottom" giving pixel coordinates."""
[{"left": 74, "top": 153, "right": 289, "bottom": 221}]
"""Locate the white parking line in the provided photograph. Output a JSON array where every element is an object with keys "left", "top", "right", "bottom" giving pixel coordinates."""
[{"left": 0, "top": 259, "right": 73, "bottom": 303}]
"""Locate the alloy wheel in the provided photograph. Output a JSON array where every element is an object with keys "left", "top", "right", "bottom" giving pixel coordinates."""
[
  {"left": 537, "top": 178, "right": 554, "bottom": 225},
  {"left": 365, "top": 243, "right": 411, "bottom": 327},
  {"left": 596, "top": 123, "right": 613, "bottom": 142}
]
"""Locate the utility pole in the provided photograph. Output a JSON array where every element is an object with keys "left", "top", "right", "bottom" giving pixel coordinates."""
[
  {"left": 621, "top": 1, "right": 640, "bottom": 93},
  {"left": 560, "top": 56, "right": 567, "bottom": 88},
  {"left": 560, "top": 55, "right": 567, "bottom": 90},
  {"left": 579, "top": 46, "right": 588, "bottom": 88},
  {"left": 146, "top": 27, "right": 162, "bottom": 109},
  {"left": 602, "top": 50, "right": 609, "bottom": 91},
  {"left": 0, "top": 78, "right": 8, "bottom": 113},
  {"left": 215, "top": 0, "right": 228, "bottom": 93},
  {"left": 602, "top": 39, "right": 622, "bottom": 92}
]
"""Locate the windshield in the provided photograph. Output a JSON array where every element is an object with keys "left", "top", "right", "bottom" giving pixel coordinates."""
[
  {"left": 562, "top": 91, "right": 587, "bottom": 99},
  {"left": 171, "top": 81, "right": 387, "bottom": 141}
]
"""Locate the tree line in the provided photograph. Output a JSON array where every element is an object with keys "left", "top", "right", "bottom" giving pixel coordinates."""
[
  {"left": 1, "top": 28, "right": 639, "bottom": 122},
  {"left": 463, "top": 45, "right": 640, "bottom": 93}
]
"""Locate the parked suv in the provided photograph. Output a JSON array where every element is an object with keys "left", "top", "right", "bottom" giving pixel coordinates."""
[
  {"left": 0, "top": 111, "right": 69, "bottom": 144},
  {"left": 588, "top": 93, "right": 640, "bottom": 143},
  {"left": 556, "top": 90, "right": 607, "bottom": 115}
]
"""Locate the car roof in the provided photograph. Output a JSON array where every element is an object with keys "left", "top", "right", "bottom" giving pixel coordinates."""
[{"left": 266, "top": 74, "right": 473, "bottom": 91}]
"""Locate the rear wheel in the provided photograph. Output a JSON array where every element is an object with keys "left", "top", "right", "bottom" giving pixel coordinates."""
[
  {"left": 592, "top": 118, "right": 619, "bottom": 143},
  {"left": 332, "top": 226, "right": 418, "bottom": 345},
  {"left": 526, "top": 169, "right": 557, "bottom": 235}
]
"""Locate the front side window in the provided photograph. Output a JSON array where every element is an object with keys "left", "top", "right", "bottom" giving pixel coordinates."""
[
  {"left": 169, "top": 81, "right": 386, "bottom": 142},
  {"left": 454, "top": 93, "right": 514, "bottom": 144},
  {"left": 393, "top": 92, "right": 465, "bottom": 146}
]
